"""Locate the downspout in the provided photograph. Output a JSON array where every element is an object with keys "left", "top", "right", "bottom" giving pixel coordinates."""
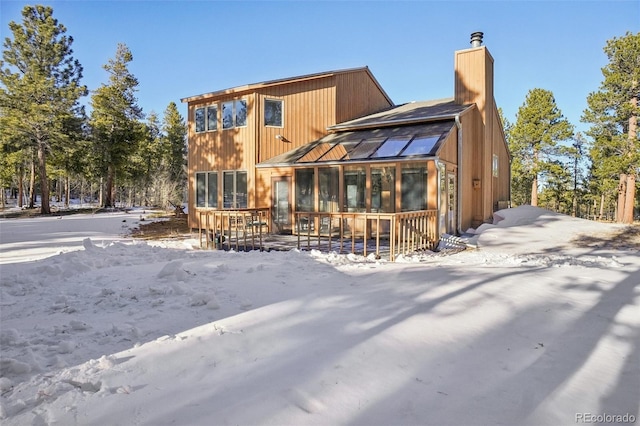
[{"left": 455, "top": 114, "right": 463, "bottom": 235}]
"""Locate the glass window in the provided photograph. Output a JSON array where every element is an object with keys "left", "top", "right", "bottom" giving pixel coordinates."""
[
  {"left": 401, "top": 166, "right": 427, "bottom": 211},
  {"left": 196, "top": 171, "right": 218, "bottom": 208},
  {"left": 401, "top": 135, "right": 440, "bottom": 156},
  {"left": 344, "top": 166, "right": 366, "bottom": 212},
  {"left": 235, "top": 100, "right": 247, "bottom": 127},
  {"left": 222, "top": 102, "right": 233, "bottom": 129},
  {"left": 299, "top": 143, "right": 335, "bottom": 163},
  {"left": 320, "top": 140, "right": 361, "bottom": 161},
  {"left": 492, "top": 154, "right": 499, "bottom": 177},
  {"left": 295, "top": 169, "right": 314, "bottom": 212},
  {"left": 344, "top": 139, "right": 385, "bottom": 160},
  {"left": 195, "top": 108, "right": 205, "bottom": 133},
  {"left": 196, "top": 172, "right": 206, "bottom": 207},
  {"left": 371, "top": 166, "right": 395, "bottom": 212},
  {"left": 319, "top": 167, "right": 339, "bottom": 212},
  {"left": 371, "top": 137, "right": 410, "bottom": 158},
  {"left": 206, "top": 105, "right": 217, "bottom": 131},
  {"left": 207, "top": 172, "right": 218, "bottom": 207},
  {"left": 264, "top": 99, "right": 283, "bottom": 127},
  {"left": 223, "top": 171, "right": 247, "bottom": 208}
]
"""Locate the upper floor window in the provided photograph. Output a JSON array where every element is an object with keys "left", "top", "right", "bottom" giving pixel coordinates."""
[
  {"left": 264, "top": 99, "right": 283, "bottom": 127},
  {"left": 222, "top": 100, "right": 247, "bottom": 129},
  {"left": 195, "top": 107, "right": 205, "bottom": 133},
  {"left": 206, "top": 105, "right": 218, "bottom": 131}
]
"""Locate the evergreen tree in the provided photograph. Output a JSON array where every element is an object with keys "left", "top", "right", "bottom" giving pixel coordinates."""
[
  {"left": 510, "top": 88, "right": 574, "bottom": 206},
  {"left": 582, "top": 31, "right": 640, "bottom": 224},
  {"left": 89, "top": 43, "right": 143, "bottom": 208},
  {"left": 0, "top": 5, "right": 87, "bottom": 214},
  {"left": 162, "top": 101, "right": 187, "bottom": 204},
  {"left": 163, "top": 102, "right": 187, "bottom": 184}
]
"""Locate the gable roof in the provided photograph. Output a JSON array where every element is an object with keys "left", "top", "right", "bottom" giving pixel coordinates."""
[
  {"left": 181, "top": 67, "right": 393, "bottom": 105},
  {"left": 327, "top": 99, "right": 473, "bottom": 131}
]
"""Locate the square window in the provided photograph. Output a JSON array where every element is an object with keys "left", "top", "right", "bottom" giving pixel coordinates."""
[
  {"left": 206, "top": 105, "right": 217, "bottom": 131},
  {"left": 195, "top": 107, "right": 205, "bottom": 133},
  {"left": 264, "top": 99, "right": 283, "bottom": 127}
]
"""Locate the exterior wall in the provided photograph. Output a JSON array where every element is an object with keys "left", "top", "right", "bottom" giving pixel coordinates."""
[
  {"left": 335, "top": 70, "right": 394, "bottom": 124},
  {"left": 185, "top": 69, "right": 392, "bottom": 230}
]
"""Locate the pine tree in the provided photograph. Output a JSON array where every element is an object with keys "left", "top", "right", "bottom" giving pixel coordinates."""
[
  {"left": 0, "top": 5, "right": 87, "bottom": 214},
  {"left": 510, "top": 88, "right": 574, "bottom": 206},
  {"left": 162, "top": 102, "right": 187, "bottom": 185},
  {"left": 89, "top": 43, "right": 143, "bottom": 208},
  {"left": 583, "top": 32, "right": 640, "bottom": 224}
]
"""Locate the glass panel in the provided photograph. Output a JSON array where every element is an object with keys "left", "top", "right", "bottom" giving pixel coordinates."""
[
  {"left": 206, "top": 105, "right": 217, "bottom": 131},
  {"left": 207, "top": 172, "right": 218, "bottom": 208},
  {"left": 264, "top": 99, "right": 283, "bottom": 127},
  {"left": 319, "top": 167, "right": 339, "bottom": 212},
  {"left": 235, "top": 100, "right": 247, "bottom": 127},
  {"left": 343, "top": 139, "right": 384, "bottom": 160},
  {"left": 196, "top": 172, "right": 206, "bottom": 207},
  {"left": 295, "top": 169, "right": 314, "bottom": 212},
  {"left": 195, "top": 108, "right": 205, "bottom": 133},
  {"left": 222, "top": 102, "right": 233, "bottom": 129},
  {"left": 223, "top": 171, "right": 234, "bottom": 208},
  {"left": 371, "top": 166, "right": 395, "bottom": 213},
  {"left": 274, "top": 180, "right": 289, "bottom": 224},
  {"left": 299, "top": 143, "right": 335, "bottom": 163},
  {"left": 236, "top": 171, "right": 247, "bottom": 208},
  {"left": 401, "top": 135, "right": 440, "bottom": 156},
  {"left": 371, "top": 137, "right": 410, "bottom": 158},
  {"left": 319, "top": 140, "right": 361, "bottom": 161},
  {"left": 343, "top": 166, "right": 366, "bottom": 212},
  {"left": 401, "top": 166, "right": 427, "bottom": 211}
]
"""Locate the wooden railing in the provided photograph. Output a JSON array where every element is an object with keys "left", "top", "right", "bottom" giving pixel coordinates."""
[
  {"left": 294, "top": 210, "right": 438, "bottom": 261},
  {"left": 197, "top": 208, "right": 270, "bottom": 251}
]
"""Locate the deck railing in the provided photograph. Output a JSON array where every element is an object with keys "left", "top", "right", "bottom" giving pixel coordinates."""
[
  {"left": 197, "top": 208, "right": 270, "bottom": 251},
  {"left": 294, "top": 210, "right": 438, "bottom": 261}
]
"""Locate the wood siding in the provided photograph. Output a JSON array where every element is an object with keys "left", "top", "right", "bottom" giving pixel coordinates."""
[{"left": 186, "top": 69, "right": 392, "bottom": 229}]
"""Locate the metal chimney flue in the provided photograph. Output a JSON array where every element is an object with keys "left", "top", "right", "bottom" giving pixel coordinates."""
[{"left": 470, "top": 31, "right": 483, "bottom": 47}]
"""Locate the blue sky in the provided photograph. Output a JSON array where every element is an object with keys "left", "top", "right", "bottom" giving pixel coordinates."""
[{"left": 1, "top": 0, "right": 638, "bottom": 134}]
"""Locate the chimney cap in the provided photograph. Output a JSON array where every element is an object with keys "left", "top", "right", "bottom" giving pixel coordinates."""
[{"left": 470, "top": 31, "right": 484, "bottom": 47}]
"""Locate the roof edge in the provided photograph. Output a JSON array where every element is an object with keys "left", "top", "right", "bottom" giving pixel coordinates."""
[
  {"left": 181, "top": 66, "right": 374, "bottom": 104},
  {"left": 327, "top": 105, "right": 474, "bottom": 132}
]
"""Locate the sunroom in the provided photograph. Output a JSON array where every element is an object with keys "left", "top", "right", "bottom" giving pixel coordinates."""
[{"left": 253, "top": 119, "right": 460, "bottom": 258}]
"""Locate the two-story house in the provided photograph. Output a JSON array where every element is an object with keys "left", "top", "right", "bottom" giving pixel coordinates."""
[{"left": 181, "top": 32, "right": 510, "bottom": 258}]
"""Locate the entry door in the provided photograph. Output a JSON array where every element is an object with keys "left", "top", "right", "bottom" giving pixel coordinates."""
[
  {"left": 272, "top": 176, "right": 291, "bottom": 234},
  {"left": 447, "top": 173, "right": 457, "bottom": 234}
]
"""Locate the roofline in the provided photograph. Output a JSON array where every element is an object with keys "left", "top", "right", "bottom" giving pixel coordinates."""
[
  {"left": 181, "top": 66, "right": 393, "bottom": 105},
  {"left": 256, "top": 155, "right": 439, "bottom": 169},
  {"left": 326, "top": 105, "right": 474, "bottom": 132}
]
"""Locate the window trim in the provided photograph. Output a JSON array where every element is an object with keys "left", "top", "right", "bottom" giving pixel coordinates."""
[
  {"left": 195, "top": 107, "right": 206, "bottom": 133},
  {"left": 264, "top": 98, "right": 284, "bottom": 128}
]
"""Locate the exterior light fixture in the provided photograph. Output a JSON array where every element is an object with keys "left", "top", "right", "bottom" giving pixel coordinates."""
[{"left": 275, "top": 134, "right": 290, "bottom": 143}]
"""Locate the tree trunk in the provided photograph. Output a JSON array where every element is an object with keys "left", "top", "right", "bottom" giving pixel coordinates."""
[
  {"left": 29, "top": 156, "right": 36, "bottom": 209},
  {"left": 599, "top": 193, "right": 605, "bottom": 221},
  {"left": 37, "top": 143, "right": 50, "bottom": 214},
  {"left": 104, "top": 164, "right": 115, "bottom": 208},
  {"left": 18, "top": 164, "right": 24, "bottom": 208},
  {"left": 65, "top": 175, "right": 70, "bottom": 208},
  {"left": 622, "top": 174, "right": 635, "bottom": 224},
  {"left": 617, "top": 174, "right": 627, "bottom": 223},
  {"left": 531, "top": 175, "right": 538, "bottom": 206}
]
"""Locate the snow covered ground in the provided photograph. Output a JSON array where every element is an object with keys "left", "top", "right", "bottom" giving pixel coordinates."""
[{"left": 0, "top": 206, "right": 638, "bottom": 425}]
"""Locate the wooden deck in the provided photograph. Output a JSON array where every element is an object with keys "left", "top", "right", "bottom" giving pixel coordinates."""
[{"left": 196, "top": 209, "right": 438, "bottom": 261}]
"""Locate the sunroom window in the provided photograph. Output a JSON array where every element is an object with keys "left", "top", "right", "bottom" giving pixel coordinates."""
[
  {"left": 344, "top": 166, "right": 366, "bottom": 212},
  {"left": 401, "top": 165, "right": 427, "bottom": 211}
]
